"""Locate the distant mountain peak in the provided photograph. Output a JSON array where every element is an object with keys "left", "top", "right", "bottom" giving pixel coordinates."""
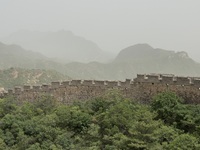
[
  {"left": 55, "top": 29, "right": 74, "bottom": 37},
  {"left": 1, "top": 30, "right": 112, "bottom": 63},
  {"left": 114, "top": 43, "right": 156, "bottom": 62},
  {"left": 129, "top": 43, "right": 153, "bottom": 49},
  {"left": 114, "top": 43, "right": 194, "bottom": 63},
  {"left": 176, "top": 51, "right": 189, "bottom": 59}
]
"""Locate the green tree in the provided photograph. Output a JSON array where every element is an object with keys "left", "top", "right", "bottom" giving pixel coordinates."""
[
  {"left": 56, "top": 105, "right": 92, "bottom": 134},
  {"left": 34, "top": 95, "right": 57, "bottom": 114},
  {"left": 164, "top": 134, "right": 200, "bottom": 150},
  {"left": 151, "top": 92, "right": 185, "bottom": 125},
  {"left": 0, "top": 138, "right": 7, "bottom": 150},
  {"left": 151, "top": 92, "right": 200, "bottom": 135},
  {"left": 0, "top": 97, "right": 17, "bottom": 118}
]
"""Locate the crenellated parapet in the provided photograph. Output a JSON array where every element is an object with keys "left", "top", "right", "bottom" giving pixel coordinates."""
[
  {"left": 120, "top": 79, "right": 132, "bottom": 87},
  {"left": 70, "top": 80, "right": 82, "bottom": 86},
  {"left": 93, "top": 80, "right": 105, "bottom": 86},
  {"left": 161, "top": 75, "right": 175, "bottom": 84},
  {"left": 51, "top": 82, "right": 60, "bottom": 88},
  {"left": 32, "top": 85, "right": 41, "bottom": 91},
  {"left": 24, "top": 85, "right": 31, "bottom": 91},
  {"left": 4, "top": 74, "right": 200, "bottom": 95},
  {"left": 2, "top": 74, "right": 200, "bottom": 104},
  {"left": 81, "top": 80, "right": 93, "bottom": 86},
  {"left": 106, "top": 81, "right": 119, "bottom": 87},
  {"left": 134, "top": 74, "right": 200, "bottom": 87},
  {"left": 14, "top": 87, "right": 22, "bottom": 94},
  {"left": 135, "top": 74, "right": 162, "bottom": 83}
]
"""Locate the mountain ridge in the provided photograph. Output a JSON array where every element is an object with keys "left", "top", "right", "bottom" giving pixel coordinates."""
[
  {"left": 0, "top": 41, "right": 199, "bottom": 81},
  {"left": 1, "top": 30, "right": 113, "bottom": 63},
  {"left": 114, "top": 43, "right": 186, "bottom": 62},
  {"left": 64, "top": 43, "right": 200, "bottom": 79}
]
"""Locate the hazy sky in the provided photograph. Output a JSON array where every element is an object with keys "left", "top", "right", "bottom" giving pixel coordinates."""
[{"left": 0, "top": 0, "right": 200, "bottom": 61}]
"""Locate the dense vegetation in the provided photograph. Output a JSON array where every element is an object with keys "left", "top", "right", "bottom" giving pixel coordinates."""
[{"left": 0, "top": 91, "right": 200, "bottom": 149}]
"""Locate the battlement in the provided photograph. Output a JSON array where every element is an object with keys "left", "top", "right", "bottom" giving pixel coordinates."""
[
  {"left": 4, "top": 74, "right": 200, "bottom": 95},
  {"left": 174, "top": 77, "right": 190, "bottom": 85},
  {"left": 134, "top": 74, "right": 199, "bottom": 86},
  {"left": 93, "top": 80, "right": 105, "bottom": 86},
  {"left": 161, "top": 75, "right": 175, "bottom": 84},
  {"left": 106, "top": 81, "right": 118, "bottom": 87},
  {"left": 33, "top": 85, "right": 41, "bottom": 91},
  {"left": 51, "top": 82, "right": 60, "bottom": 88},
  {"left": 14, "top": 87, "right": 22, "bottom": 94},
  {"left": 82, "top": 80, "right": 94, "bottom": 86},
  {"left": 24, "top": 85, "right": 31, "bottom": 91},
  {"left": 135, "top": 74, "right": 161, "bottom": 83},
  {"left": 70, "top": 80, "right": 82, "bottom": 86},
  {"left": 2, "top": 74, "right": 200, "bottom": 104},
  {"left": 61, "top": 81, "right": 71, "bottom": 86}
]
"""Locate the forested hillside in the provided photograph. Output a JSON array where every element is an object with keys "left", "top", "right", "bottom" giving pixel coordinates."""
[
  {"left": 0, "top": 91, "right": 200, "bottom": 149},
  {"left": 0, "top": 68, "right": 70, "bottom": 89}
]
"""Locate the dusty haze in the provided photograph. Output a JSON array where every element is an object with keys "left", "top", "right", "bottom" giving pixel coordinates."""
[{"left": 0, "top": 0, "right": 200, "bottom": 61}]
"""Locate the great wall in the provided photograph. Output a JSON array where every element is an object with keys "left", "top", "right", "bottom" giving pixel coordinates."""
[{"left": 1, "top": 74, "right": 200, "bottom": 104}]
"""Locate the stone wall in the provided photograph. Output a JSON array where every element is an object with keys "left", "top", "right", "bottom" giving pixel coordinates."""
[{"left": 1, "top": 74, "right": 200, "bottom": 104}]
